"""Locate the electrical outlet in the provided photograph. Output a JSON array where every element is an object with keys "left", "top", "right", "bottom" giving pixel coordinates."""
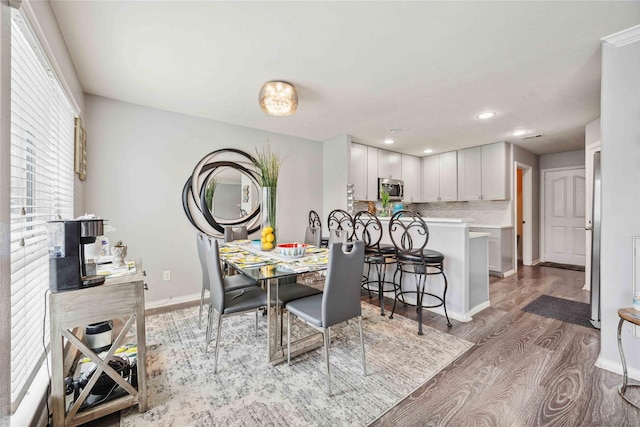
[{"left": 163, "top": 270, "right": 171, "bottom": 281}]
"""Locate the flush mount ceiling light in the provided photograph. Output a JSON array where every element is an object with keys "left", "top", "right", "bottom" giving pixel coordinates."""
[
  {"left": 477, "top": 112, "right": 496, "bottom": 120},
  {"left": 423, "top": 149, "right": 433, "bottom": 154},
  {"left": 259, "top": 81, "right": 298, "bottom": 116},
  {"left": 383, "top": 139, "right": 395, "bottom": 145},
  {"left": 510, "top": 129, "right": 528, "bottom": 136}
]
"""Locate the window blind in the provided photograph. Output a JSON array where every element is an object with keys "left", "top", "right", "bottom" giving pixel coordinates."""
[{"left": 9, "top": 12, "right": 75, "bottom": 411}]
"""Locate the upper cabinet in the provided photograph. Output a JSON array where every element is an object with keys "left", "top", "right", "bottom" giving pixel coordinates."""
[
  {"left": 457, "top": 141, "right": 509, "bottom": 201},
  {"left": 401, "top": 154, "right": 421, "bottom": 203},
  {"left": 350, "top": 143, "right": 379, "bottom": 201},
  {"left": 378, "top": 149, "right": 402, "bottom": 179},
  {"left": 422, "top": 151, "right": 458, "bottom": 202}
]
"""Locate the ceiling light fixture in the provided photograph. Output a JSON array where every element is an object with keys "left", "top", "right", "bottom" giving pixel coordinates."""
[
  {"left": 383, "top": 139, "right": 395, "bottom": 145},
  {"left": 477, "top": 112, "right": 495, "bottom": 120},
  {"left": 510, "top": 130, "right": 528, "bottom": 136},
  {"left": 389, "top": 128, "right": 402, "bottom": 133},
  {"left": 423, "top": 149, "right": 433, "bottom": 154},
  {"left": 259, "top": 81, "right": 298, "bottom": 116}
]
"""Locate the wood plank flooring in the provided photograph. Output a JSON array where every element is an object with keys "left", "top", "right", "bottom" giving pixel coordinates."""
[{"left": 367, "top": 265, "right": 640, "bottom": 426}]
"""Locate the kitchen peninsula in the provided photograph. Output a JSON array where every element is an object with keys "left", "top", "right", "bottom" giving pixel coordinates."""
[{"left": 374, "top": 216, "right": 489, "bottom": 322}]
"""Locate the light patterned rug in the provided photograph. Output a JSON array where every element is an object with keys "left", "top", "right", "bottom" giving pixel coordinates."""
[{"left": 121, "top": 303, "right": 472, "bottom": 426}]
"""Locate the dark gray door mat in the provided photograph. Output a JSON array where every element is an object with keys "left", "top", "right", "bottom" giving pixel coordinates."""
[
  {"left": 539, "top": 262, "right": 585, "bottom": 271},
  {"left": 522, "top": 295, "right": 594, "bottom": 328}
]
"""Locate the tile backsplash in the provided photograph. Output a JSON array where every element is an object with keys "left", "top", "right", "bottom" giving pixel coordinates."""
[{"left": 352, "top": 200, "right": 512, "bottom": 226}]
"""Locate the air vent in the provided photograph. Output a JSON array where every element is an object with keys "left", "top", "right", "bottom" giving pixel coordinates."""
[{"left": 522, "top": 134, "right": 544, "bottom": 140}]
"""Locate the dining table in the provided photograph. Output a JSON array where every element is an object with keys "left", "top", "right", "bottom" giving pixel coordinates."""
[{"left": 218, "top": 240, "right": 329, "bottom": 364}]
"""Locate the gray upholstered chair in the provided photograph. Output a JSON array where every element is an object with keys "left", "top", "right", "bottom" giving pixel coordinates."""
[
  {"left": 204, "top": 239, "right": 267, "bottom": 373},
  {"left": 304, "top": 226, "right": 322, "bottom": 247},
  {"left": 196, "top": 232, "right": 257, "bottom": 328},
  {"left": 308, "top": 210, "right": 328, "bottom": 247},
  {"left": 223, "top": 225, "right": 248, "bottom": 242},
  {"left": 286, "top": 241, "right": 366, "bottom": 395}
]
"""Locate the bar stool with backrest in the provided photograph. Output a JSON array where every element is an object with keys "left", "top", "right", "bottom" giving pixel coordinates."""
[
  {"left": 353, "top": 211, "right": 400, "bottom": 316},
  {"left": 286, "top": 241, "right": 367, "bottom": 396},
  {"left": 196, "top": 232, "right": 257, "bottom": 328},
  {"left": 388, "top": 210, "right": 452, "bottom": 334},
  {"left": 327, "top": 209, "right": 354, "bottom": 242},
  {"left": 204, "top": 239, "right": 268, "bottom": 372}
]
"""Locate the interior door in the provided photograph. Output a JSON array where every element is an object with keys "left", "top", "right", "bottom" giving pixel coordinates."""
[{"left": 544, "top": 168, "right": 586, "bottom": 266}]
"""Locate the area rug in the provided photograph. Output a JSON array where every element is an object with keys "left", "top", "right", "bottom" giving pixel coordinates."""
[
  {"left": 522, "top": 295, "right": 594, "bottom": 328},
  {"left": 121, "top": 303, "right": 472, "bottom": 426},
  {"left": 539, "top": 262, "right": 585, "bottom": 272}
]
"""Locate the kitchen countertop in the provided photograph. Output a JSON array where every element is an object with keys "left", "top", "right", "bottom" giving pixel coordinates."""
[
  {"left": 377, "top": 216, "right": 474, "bottom": 223},
  {"left": 469, "top": 232, "right": 490, "bottom": 239},
  {"left": 470, "top": 224, "right": 514, "bottom": 229}
]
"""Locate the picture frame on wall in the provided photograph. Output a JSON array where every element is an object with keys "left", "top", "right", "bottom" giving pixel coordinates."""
[{"left": 74, "top": 117, "right": 87, "bottom": 181}]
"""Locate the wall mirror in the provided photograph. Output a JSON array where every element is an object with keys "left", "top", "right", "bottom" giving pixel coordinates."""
[{"left": 183, "top": 149, "right": 262, "bottom": 235}]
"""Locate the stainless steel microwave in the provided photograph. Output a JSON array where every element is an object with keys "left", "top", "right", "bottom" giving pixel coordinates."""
[{"left": 378, "top": 178, "right": 404, "bottom": 200}]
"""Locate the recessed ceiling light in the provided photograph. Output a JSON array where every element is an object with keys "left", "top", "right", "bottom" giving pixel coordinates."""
[
  {"left": 477, "top": 112, "right": 495, "bottom": 120},
  {"left": 389, "top": 128, "right": 401, "bottom": 133},
  {"left": 510, "top": 130, "right": 528, "bottom": 136},
  {"left": 383, "top": 139, "right": 395, "bottom": 145},
  {"left": 423, "top": 149, "right": 433, "bottom": 154}
]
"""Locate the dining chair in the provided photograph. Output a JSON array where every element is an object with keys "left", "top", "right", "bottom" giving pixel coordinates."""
[
  {"left": 388, "top": 210, "right": 452, "bottom": 334},
  {"left": 353, "top": 211, "right": 400, "bottom": 316},
  {"left": 327, "top": 229, "right": 348, "bottom": 246},
  {"left": 224, "top": 225, "right": 248, "bottom": 242},
  {"left": 196, "top": 232, "right": 258, "bottom": 328},
  {"left": 304, "top": 226, "right": 322, "bottom": 247},
  {"left": 327, "top": 209, "right": 354, "bottom": 241},
  {"left": 309, "top": 210, "right": 328, "bottom": 247},
  {"left": 286, "top": 241, "right": 366, "bottom": 396},
  {"left": 204, "top": 239, "right": 268, "bottom": 372}
]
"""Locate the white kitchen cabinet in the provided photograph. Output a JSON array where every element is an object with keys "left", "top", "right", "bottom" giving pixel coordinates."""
[
  {"left": 401, "top": 154, "right": 421, "bottom": 203},
  {"left": 350, "top": 142, "right": 367, "bottom": 200},
  {"left": 421, "top": 151, "right": 458, "bottom": 202},
  {"left": 350, "top": 143, "right": 379, "bottom": 201},
  {"left": 378, "top": 149, "right": 402, "bottom": 179},
  {"left": 457, "top": 141, "right": 509, "bottom": 201},
  {"left": 470, "top": 226, "right": 514, "bottom": 277}
]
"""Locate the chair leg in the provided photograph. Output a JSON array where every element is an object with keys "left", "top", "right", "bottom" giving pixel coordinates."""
[
  {"left": 287, "top": 311, "right": 292, "bottom": 366},
  {"left": 205, "top": 305, "right": 214, "bottom": 352},
  {"left": 213, "top": 315, "right": 223, "bottom": 374},
  {"left": 358, "top": 316, "right": 366, "bottom": 376},
  {"left": 198, "top": 286, "right": 206, "bottom": 328},
  {"left": 323, "top": 328, "right": 331, "bottom": 396},
  {"left": 365, "top": 263, "right": 372, "bottom": 298},
  {"left": 441, "top": 267, "right": 452, "bottom": 327},
  {"left": 376, "top": 263, "right": 385, "bottom": 316},
  {"left": 255, "top": 308, "right": 259, "bottom": 336},
  {"left": 416, "top": 274, "right": 426, "bottom": 336}
]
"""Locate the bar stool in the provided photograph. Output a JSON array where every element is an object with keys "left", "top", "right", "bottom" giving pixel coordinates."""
[
  {"left": 388, "top": 210, "right": 452, "bottom": 334},
  {"left": 327, "top": 209, "right": 354, "bottom": 241},
  {"left": 353, "top": 211, "right": 400, "bottom": 316},
  {"left": 617, "top": 308, "right": 640, "bottom": 410}
]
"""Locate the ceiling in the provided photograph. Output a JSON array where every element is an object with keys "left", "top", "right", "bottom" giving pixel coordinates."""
[{"left": 50, "top": 1, "right": 640, "bottom": 156}]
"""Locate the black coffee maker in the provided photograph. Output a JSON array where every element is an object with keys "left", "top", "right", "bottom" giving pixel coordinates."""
[{"left": 48, "top": 219, "right": 106, "bottom": 292}]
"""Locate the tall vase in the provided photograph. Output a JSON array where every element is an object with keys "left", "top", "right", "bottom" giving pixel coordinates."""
[{"left": 261, "top": 186, "right": 277, "bottom": 250}]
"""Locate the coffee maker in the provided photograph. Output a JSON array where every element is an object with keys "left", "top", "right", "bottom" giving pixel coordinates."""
[{"left": 48, "top": 219, "right": 106, "bottom": 292}]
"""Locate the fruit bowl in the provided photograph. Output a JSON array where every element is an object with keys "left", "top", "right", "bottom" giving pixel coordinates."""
[{"left": 276, "top": 243, "right": 308, "bottom": 258}]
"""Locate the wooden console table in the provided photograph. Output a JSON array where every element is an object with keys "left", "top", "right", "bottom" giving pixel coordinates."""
[
  {"left": 617, "top": 308, "right": 640, "bottom": 410},
  {"left": 49, "top": 265, "right": 148, "bottom": 427}
]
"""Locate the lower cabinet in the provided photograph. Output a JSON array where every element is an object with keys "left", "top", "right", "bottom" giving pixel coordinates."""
[{"left": 470, "top": 226, "right": 514, "bottom": 277}]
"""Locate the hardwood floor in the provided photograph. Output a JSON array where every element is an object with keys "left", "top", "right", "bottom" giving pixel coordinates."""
[{"left": 367, "top": 265, "right": 640, "bottom": 426}]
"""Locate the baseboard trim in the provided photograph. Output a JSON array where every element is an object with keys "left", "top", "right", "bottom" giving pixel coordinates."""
[
  {"left": 531, "top": 259, "right": 541, "bottom": 266},
  {"left": 145, "top": 293, "right": 201, "bottom": 314},
  {"left": 467, "top": 301, "right": 491, "bottom": 318},
  {"left": 502, "top": 269, "right": 515, "bottom": 278},
  {"left": 595, "top": 355, "right": 640, "bottom": 382}
]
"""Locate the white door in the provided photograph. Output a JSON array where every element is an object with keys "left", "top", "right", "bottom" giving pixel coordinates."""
[{"left": 544, "top": 168, "right": 586, "bottom": 265}]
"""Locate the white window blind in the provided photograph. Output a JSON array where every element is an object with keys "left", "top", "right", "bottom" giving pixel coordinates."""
[{"left": 10, "top": 11, "right": 75, "bottom": 411}]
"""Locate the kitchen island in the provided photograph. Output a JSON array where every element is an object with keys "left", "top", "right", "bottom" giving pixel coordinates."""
[{"left": 372, "top": 216, "right": 489, "bottom": 322}]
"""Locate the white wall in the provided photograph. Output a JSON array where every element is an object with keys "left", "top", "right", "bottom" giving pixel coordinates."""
[
  {"left": 539, "top": 149, "right": 585, "bottom": 170},
  {"left": 322, "top": 134, "right": 350, "bottom": 221},
  {"left": 84, "top": 95, "right": 323, "bottom": 305},
  {"left": 513, "top": 145, "right": 540, "bottom": 261},
  {"left": 599, "top": 29, "right": 640, "bottom": 377},
  {"left": 585, "top": 117, "right": 601, "bottom": 146}
]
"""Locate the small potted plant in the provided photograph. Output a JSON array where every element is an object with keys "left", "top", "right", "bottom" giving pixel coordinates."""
[{"left": 112, "top": 240, "right": 128, "bottom": 267}]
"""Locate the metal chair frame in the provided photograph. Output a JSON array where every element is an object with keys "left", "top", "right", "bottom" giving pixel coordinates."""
[
  {"left": 353, "top": 211, "right": 400, "bottom": 316},
  {"left": 327, "top": 209, "right": 355, "bottom": 241},
  {"left": 388, "top": 210, "right": 452, "bottom": 334}
]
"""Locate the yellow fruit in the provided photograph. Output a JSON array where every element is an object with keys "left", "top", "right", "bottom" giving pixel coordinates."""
[
  {"left": 265, "top": 233, "right": 275, "bottom": 243},
  {"left": 263, "top": 226, "right": 273, "bottom": 234},
  {"left": 262, "top": 242, "right": 273, "bottom": 250},
  {"left": 261, "top": 237, "right": 267, "bottom": 243},
  {"left": 261, "top": 228, "right": 267, "bottom": 236}
]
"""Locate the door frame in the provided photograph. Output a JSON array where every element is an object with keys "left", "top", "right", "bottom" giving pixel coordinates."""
[
  {"left": 514, "top": 161, "right": 533, "bottom": 267},
  {"left": 539, "top": 165, "right": 586, "bottom": 263},
  {"left": 584, "top": 141, "right": 601, "bottom": 291}
]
